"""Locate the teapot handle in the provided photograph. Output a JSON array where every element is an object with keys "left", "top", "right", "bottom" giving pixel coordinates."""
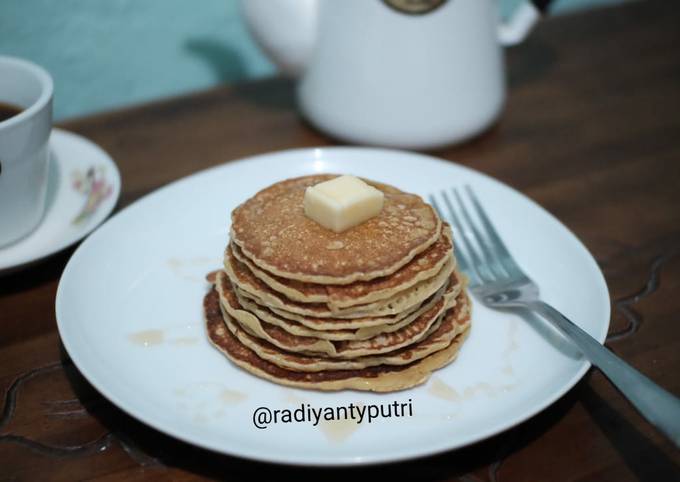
[{"left": 498, "top": 0, "right": 553, "bottom": 46}]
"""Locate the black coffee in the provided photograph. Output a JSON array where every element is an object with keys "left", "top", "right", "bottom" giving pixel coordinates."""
[{"left": 0, "top": 102, "right": 22, "bottom": 122}]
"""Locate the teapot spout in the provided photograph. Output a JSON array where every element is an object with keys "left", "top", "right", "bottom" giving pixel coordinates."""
[{"left": 240, "top": 0, "right": 317, "bottom": 77}]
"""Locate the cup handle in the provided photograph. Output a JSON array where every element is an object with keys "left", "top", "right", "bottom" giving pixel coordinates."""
[{"left": 498, "top": 0, "right": 554, "bottom": 46}]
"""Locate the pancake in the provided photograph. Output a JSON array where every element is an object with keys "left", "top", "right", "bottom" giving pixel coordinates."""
[
  {"left": 210, "top": 268, "right": 464, "bottom": 332},
  {"left": 205, "top": 288, "right": 471, "bottom": 392},
  {"left": 230, "top": 175, "right": 441, "bottom": 285},
  {"left": 224, "top": 245, "right": 456, "bottom": 318},
  {"left": 234, "top": 279, "right": 462, "bottom": 340},
  {"left": 236, "top": 279, "right": 454, "bottom": 332},
  {"left": 243, "top": 285, "right": 429, "bottom": 326},
  {"left": 207, "top": 174, "right": 472, "bottom": 392},
  {"left": 224, "top": 293, "right": 471, "bottom": 372},
  {"left": 216, "top": 270, "right": 458, "bottom": 358},
  {"left": 230, "top": 224, "right": 453, "bottom": 309}
]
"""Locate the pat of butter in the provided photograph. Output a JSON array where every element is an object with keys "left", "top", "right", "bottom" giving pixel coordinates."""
[{"left": 304, "top": 175, "right": 384, "bottom": 233}]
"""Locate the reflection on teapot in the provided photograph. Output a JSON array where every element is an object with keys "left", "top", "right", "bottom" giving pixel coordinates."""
[{"left": 242, "top": 0, "right": 551, "bottom": 149}]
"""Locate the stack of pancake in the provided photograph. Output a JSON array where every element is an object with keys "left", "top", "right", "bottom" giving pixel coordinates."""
[{"left": 204, "top": 175, "right": 471, "bottom": 392}]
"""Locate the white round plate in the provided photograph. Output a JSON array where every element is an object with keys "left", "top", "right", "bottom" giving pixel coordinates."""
[
  {"left": 0, "top": 128, "right": 120, "bottom": 274},
  {"left": 56, "top": 148, "right": 609, "bottom": 466}
]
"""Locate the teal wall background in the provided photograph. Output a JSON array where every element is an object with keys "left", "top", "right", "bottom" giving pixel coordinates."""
[{"left": 1, "top": 0, "right": 629, "bottom": 121}]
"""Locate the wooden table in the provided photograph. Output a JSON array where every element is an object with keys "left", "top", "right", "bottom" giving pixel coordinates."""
[{"left": 2, "top": 1, "right": 679, "bottom": 480}]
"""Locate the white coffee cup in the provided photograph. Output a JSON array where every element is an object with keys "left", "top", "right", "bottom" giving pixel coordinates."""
[
  {"left": 242, "top": 0, "right": 548, "bottom": 149},
  {"left": 0, "top": 56, "right": 53, "bottom": 247}
]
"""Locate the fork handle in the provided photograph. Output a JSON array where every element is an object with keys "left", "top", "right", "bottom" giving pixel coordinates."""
[{"left": 526, "top": 300, "right": 680, "bottom": 447}]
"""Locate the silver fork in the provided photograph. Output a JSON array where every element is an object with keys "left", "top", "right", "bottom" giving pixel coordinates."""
[{"left": 430, "top": 186, "right": 680, "bottom": 448}]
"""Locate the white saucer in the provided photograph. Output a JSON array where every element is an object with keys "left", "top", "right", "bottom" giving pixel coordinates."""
[{"left": 0, "top": 128, "right": 121, "bottom": 274}]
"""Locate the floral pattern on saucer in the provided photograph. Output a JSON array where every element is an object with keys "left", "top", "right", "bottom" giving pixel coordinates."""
[{"left": 71, "top": 166, "right": 113, "bottom": 225}]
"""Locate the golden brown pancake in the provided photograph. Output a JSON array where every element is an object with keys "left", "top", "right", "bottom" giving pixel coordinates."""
[
  {"left": 230, "top": 175, "right": 441, "bottom": 284},
  {"left": 216, "top": 270, "right": 459, "bottom": 358},
  {"left": 223, "top": 293, "right": 471, "bottom": 372},
  {"left": 234, "top": 282, "right": 461, "bottom": 340},
  {"left": 230, "top": 225, "right": 453, "bottom": 309},
  {"left": 243, "top": 285, "right": 434, "bottom": 327},
  {"left": 224, "top": 245, "right": 456, "bottom": 318},
  {"left": 207, "top": 174, "right": 472, "bottom": 392},
  {"left": 204, "top": 288, "right": 471, "bottom": 392}
]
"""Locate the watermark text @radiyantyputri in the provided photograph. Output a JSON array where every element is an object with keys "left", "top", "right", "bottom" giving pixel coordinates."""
[{"left": 252, "top": 399, "right": 413, "bottom": 429}]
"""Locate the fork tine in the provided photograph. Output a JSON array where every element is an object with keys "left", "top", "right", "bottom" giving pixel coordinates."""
[
  {"left": 464, "top": 185, "right": 524, "bottom": 278},
  {"left": 453, "top": 188, "right": 507, "bottom": 279},
  {"left": 441, "top": 190, "right": 491, "bottom": 285}
]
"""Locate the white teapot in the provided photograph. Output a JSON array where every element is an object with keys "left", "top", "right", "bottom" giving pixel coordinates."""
[{"left": 242, "top": 0, "right": 550, "bottom": 149}]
